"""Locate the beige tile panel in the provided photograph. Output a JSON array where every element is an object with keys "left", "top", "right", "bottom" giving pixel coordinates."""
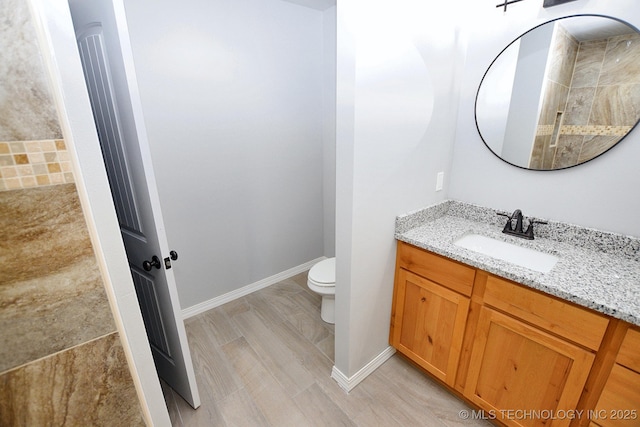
[
  {"left": 0, "top": 0, "right": 63, "bottom": 142},
  {"left": 0, "top": 184, "right": 116, "bottom": 372},
  {"left": 578, "top": 135, "right": 621, "bottom": 163},
  {"left": 590, "top": 84, "right": 640, "bottom": 126},
  {"left": 552, "top": 135, "right": 583, "bottom": 169},
  {"left": 0, "top": 139, "right": 74, "bottom": 191},
  {"left": 1, "top": 183, "right": 95, "bottom": 283},
  {"left": 600, "top": 33, "right": 640, "bottom": 86},
  {"left": 564, "top": 86, "right": 597, "bottom": 126},
  {"left": 0, "top": 256, "right": 117, "bottom": 373},
  {"left": 0, "top": 333, "right": 145, "bottom": 426},
  {"left": 572, "top": 40, "right": 607, "bottom": 89}
]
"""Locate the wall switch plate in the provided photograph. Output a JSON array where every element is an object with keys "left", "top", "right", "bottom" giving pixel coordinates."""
[{"left": 436, "top": 172, "right": 444, "bottom": 191}]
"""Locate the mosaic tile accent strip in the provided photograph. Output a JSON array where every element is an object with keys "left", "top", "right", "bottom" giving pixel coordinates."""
[
  {"left": 0, "top": 139, "right": 74, "bottom": 191},
  {"left": 560, "top": 125, "right": 632, "bottom": 136},
  {"left": 536, "top": 124, "right": 554, "bottom": 136},
  {"left": 538, "top": 125, "right": 632, "bottom": 138}
]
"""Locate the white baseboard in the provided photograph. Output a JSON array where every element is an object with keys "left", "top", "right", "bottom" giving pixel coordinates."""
[
  {"left": 181, "top": 257, "right": 326, "bottom": 319},
  {"left": 331, "top": 346, "right": 396, "bottom": 393}
]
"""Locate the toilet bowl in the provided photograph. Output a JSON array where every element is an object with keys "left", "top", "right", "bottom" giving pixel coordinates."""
[{"left": 307, "top": 257, "right": 335, "bottom": 324}]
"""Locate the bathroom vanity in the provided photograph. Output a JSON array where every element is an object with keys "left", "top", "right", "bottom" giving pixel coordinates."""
[{"left": 391, "top": 201, "right": 640, "bottom": 427}]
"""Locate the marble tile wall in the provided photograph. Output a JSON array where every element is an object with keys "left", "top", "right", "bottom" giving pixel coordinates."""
[
  {"left": 530, "top": 24, "right": 577, "bottom": 169},
  {"left": 554, "top": 32, "right": 640, "bottom": 168},
  {"left": 531, "top": 28, "right": 640, "bottom": 169},
  {"left": 0, "top": 0, "right": 145, "bottom": 424},
  {"left": 0, "top": 184, "right": 146, "bottom": 426},
  {"left": 0, "top": 189, "right": 146, "bottom": 426},
  {"left": 0, "top": 333, "right": 145, "bottom": 426},
  {"left": 0, "top": 0, "right": 62, "bottom": 143},
  {"left": 0, "top": 184, "right": 117, "bottom": 371}
]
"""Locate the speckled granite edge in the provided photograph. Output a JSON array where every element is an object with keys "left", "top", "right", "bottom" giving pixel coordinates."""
[
  {"left": 395, "top": 200, "right": 640, "bottom": 327},
  {"left": 397, "top": 199, "right": 640, "bottom": 262}
]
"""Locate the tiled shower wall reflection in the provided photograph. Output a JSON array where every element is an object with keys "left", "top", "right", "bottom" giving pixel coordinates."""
[
  {"left": 531, "top": 27, "right": 640, "bottom": 169},
  {"left": 0, "top": 0, "right": 144, "bottom": 424},
  {"left": 554, "top": 32, "right": 640, "bottom": 168},
  {"left": 530, "top": 24, "right": 578, "bottom": 169}
]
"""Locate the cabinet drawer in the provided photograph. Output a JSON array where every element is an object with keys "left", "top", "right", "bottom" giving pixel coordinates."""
[
  {"left": 617, "top": 326, "right": 640, "bottom": 373},
  {"left": 594, "top": 363, "right": 640, "bottom": 427},
  {"left": 483, "top": 275, "right": 609, "bottom": 351},
  {"left": 397, "top": 242, "right": 475, "bottom": 296}
]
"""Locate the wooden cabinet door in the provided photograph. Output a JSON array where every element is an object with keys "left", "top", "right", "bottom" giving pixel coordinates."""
[
  {"left": 464, "top": 307, "right": 595, "bottom": 427},
  {"left": 390, "top": 268, "right": 470, "bottom": 387}
]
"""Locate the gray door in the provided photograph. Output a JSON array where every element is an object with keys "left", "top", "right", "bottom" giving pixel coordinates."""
[{"left": 70, "top": 1, "right": 200, "bottom": 409}]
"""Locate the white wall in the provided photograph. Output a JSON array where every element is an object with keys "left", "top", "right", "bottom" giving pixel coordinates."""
[
  {"left": 335, "top": 0, "right": 464, "bottom": 377},
  {"left": 323, "top": 6, "right": 337, "bottom": 258},
  {"left": 450, "top": 0, "right": 640, "bottom": 237},
  {"left": 122, "top": 0, "right": 328, "bottom": 308}
]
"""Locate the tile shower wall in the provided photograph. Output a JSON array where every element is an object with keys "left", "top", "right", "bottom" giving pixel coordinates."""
[
  {"left": 0, "top": 0, "right": 144, "bottom": 424},
  {"left": 555, "top": 32, "right": 640, "bottom": 168},
  {"left": 531, "top": 27, "right": 640, "bottom": 169},
  {"left": 530, "top": 24, "right": 578, "bottom": 169}
]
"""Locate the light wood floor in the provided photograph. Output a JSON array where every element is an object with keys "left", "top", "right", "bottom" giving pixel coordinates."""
[{"left": 162, "top": 271, "right": 489, "bottom": 427}]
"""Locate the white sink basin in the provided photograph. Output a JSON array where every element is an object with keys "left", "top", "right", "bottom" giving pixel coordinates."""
[{"left": 454, "top": 234, "right": 558, "bottom": 273}]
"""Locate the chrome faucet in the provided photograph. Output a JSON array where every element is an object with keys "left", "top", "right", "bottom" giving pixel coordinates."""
[{"left": 498, "top": 209, "right": 546, "bottom": 240}]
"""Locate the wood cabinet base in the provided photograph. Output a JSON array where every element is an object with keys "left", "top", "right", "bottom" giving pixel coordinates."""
[{"left": 391, "top": 242, "right": 639, "bottom": 427}]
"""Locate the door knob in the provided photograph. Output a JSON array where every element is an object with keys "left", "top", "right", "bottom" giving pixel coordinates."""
[
  {"left": 143, "top": 255, "right": 161, "bottom": 271},
  {"left": 170, "top": 250, "right": 178, "bottom": 261}
]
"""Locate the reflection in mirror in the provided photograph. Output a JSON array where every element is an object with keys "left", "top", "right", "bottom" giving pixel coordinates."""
[{"left": 476, "top": 16, "right": 640, "bottom": 170}]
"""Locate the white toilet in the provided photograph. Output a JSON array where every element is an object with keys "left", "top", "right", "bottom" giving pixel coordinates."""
[{"left": 307, "top": 257, "right": 336, "bottom": 324}]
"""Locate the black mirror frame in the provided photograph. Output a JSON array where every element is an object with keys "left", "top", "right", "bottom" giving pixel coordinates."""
[{"left": 474, "top": 14, "right": 640, "bottom": 171}]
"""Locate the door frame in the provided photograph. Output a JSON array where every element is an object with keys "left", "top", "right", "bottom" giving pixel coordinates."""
[{"left": 27, "top": 0, "right": 170, "bottom": 425}]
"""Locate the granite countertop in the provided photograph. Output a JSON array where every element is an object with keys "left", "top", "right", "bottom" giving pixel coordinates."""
[{"left": 395, "top": 200, "right": 640, "bottom": 327}]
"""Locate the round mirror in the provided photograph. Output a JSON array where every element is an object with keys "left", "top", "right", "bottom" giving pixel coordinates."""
[{"left": 475, "top": 15, "right": 640, "bottom": 170}]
